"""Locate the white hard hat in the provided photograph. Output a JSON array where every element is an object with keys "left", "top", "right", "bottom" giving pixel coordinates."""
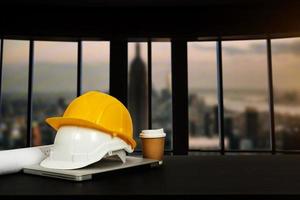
[{"left": 40, "top": 126, "right": 133, "bottom": 169}]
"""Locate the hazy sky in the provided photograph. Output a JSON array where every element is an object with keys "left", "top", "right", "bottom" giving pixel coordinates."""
[{"left": 2, "top": 38, "right": 300, "bottom": 95}]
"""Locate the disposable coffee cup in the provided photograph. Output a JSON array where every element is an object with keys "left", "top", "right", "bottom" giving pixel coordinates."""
[{"left": 139, "top": 128, "right": 166, "bottom": 161}]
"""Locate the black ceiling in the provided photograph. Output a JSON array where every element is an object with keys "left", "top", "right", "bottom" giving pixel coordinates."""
[
  {"left": 0, "top": 0, "right": 295, "bottom": 7},
  {"left": 1, "top": 0, "right": 300, "bottom": 40}
]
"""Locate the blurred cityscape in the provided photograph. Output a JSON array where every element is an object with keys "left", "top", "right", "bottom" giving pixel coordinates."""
[
  {"left": 0, "top": 88, "right": 174, "bottom": 150},
  {"left": 1, "top": 40, "right": 300, "bottom": 151},
  {"left": 128, "top": 43, "right": 173, "bottom": 150},
  {"left": 2, "top": 89, "right": 300, "bottom": 151},
  {"left": 0, "top": 94, "right": 72, "bottom": 149},
  {"left": 0, "top": 42, "right": 174, "bottom": 150},
  {"left": 189, "top": 89, "right": 300, "bottom": 150}
]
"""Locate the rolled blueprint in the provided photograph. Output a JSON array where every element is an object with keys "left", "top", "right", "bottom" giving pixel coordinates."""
[{"left": 0, "top": 145, "right": 52, "bottom": 175}]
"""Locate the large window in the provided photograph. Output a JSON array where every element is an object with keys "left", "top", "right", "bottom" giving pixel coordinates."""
[
  {"left": 82, "top": 41, "right": 110, "bottom": 94},
  {"left": 32, "top": 41, "right": 77, "bottom": 145},
  {"left": 188, "top": 42, "right": 219, "bottom": 150},
  {"left": 272, "top": 38, "right": 300, "bottom": 150},
  {"left": 222, "top": 40, "right": 270, "bottom": 150},
  {"left": 0, "top": 40, "right": 29, "bottom": 149},
  {"left": 1, "top": 37, "right": 300, "bottom": 154},
  {"left": 127, "top": 41, "right": 173, "bottom": 150},
  {"left": 128, "top": 42, "right": 149, "bottom": 149},
  {"left": 0, "top": 40, "right": 111, "bottom": 149},
  {"left": 151, "top": 42, "right": 173, "bottom": 150}
]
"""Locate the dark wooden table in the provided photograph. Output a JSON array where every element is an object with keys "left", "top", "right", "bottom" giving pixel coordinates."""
[{"left": 1, "top": 155, "right": 300, "bottom": 197}]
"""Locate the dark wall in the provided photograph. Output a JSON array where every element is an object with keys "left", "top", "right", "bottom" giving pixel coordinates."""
[{"left": 1, "top": 0, "right": 300, "bottom": 39}]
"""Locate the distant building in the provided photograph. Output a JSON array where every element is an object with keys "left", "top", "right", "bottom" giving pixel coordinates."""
[
  {"left": 203, "top": 112, "right": 211, "bottom": 136},
  {"left": 128, "top": 43, "right": 148, "bottom": 142},
  {"left": 224, "top": 115, "right": 239, "bottom": 149},
  {"left": 245, "top": 107, "right": 259, "bottom": 148},
  {"left": 213, "top": 105, "right": 219, "bottom": 134}
]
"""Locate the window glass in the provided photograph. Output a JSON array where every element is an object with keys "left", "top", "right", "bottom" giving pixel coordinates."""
[
  {"left": 128, "top": 42, "right": 148, "bottom": 149},
  {"left": 0, "top": 40, "right": 29, "bottom": 149},
  {"left": 152, "top": 42, "right": 173, "bottom": 150},
  {"left": 222, "top": 40, "right": 270, "bottom": 150},
  {"left": 32, "top": 41, "right": 77, "bottom": 145},
  {"left": 272, "top": 38, "right": 300, "bottom": 150},
  {"left": 82, "top": 41, "right": 109, "bottom": 94},
  {"left": 188, "top": 42, "right": 219, "bottom": 150}
]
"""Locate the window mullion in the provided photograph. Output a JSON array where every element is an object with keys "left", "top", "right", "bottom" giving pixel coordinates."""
[
  {"left": 26, "top": 40, "right": 34, "bottom": 147},
  {"left": 77, "top": 40, "right": 82, "bottom": 97},
  {"left": 216, "top": 40, "right": 225, "bottom": 155},
  {"left": 0, "top": 39, "right": 3, "bottom": 118},
  {"left": 171, "top": 39, "right": 189, "bottom": 155},
  {"left": 147, "top": 40, "right": 152, "bottom": 129},
  {"left": 267, "top": 38, "right": 276, "bottom": 154}
]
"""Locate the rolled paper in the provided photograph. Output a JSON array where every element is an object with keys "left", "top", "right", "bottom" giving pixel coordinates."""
[{"left": 0, "top": 145, "right": 52, "bottom": 175}]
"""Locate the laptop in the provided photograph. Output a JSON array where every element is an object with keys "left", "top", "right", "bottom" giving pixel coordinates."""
[{"left": 23, "top": 156, "right": 161, "bottom": 181}]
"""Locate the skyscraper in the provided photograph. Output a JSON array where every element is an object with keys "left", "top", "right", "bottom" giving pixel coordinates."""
[
  {"left": 245, "top": 107, "right": 259, "bottom": 147},
  {"left": 128, "top": 43, "right": 148, "bottom": 146}
]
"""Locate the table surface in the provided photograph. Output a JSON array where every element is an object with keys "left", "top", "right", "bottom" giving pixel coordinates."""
[{"left": 1, "top": 155, "right": 300, "bottom": 196}]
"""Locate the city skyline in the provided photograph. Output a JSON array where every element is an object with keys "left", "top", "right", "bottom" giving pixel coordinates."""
[{"left": 1, "top": 38, "right": 300, "bottom": 150}]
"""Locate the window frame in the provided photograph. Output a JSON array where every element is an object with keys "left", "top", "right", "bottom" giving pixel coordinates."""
[{"left": 1, "top": 36, "right": 300, "bottom": 155}]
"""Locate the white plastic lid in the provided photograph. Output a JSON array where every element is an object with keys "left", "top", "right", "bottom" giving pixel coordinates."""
[{"left": 139, "top": 128, "right": 166, "bottom": 138}]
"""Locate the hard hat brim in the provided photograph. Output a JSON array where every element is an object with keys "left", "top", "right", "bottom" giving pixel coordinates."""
[
  {"left": 46, "top": 117, "right": 136, "bottom": 149},
  {"left": 40, "top": 157, "right": 97, "bottom": 170}
]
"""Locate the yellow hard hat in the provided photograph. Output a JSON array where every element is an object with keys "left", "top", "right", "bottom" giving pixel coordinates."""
[{"left": 46, "top": 91, "right": 136, "bottom": 149}]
